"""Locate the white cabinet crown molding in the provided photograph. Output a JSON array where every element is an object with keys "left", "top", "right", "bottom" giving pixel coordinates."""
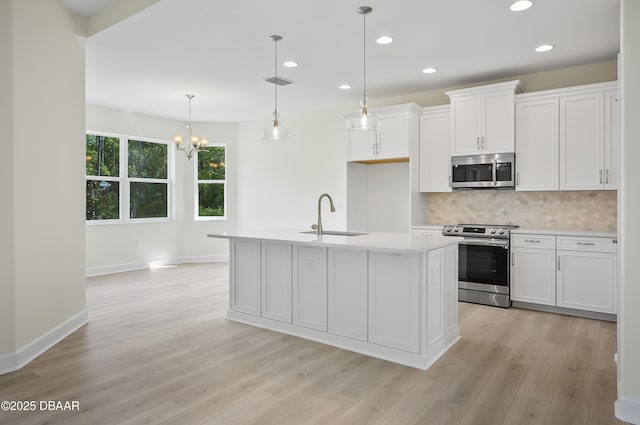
[
  {"left": 515, "top": 81, "right": 617, "bottom": 102},
  {"left": 445, "top": 79, "right": 524, "bottom": 99},
  {"left": 342, "top": 102, "right": 421, "bottom": 119}
]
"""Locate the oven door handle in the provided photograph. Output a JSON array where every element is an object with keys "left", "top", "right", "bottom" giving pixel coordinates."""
[{"left": 458, "top": 238, "right": 510, "bottom": 248}]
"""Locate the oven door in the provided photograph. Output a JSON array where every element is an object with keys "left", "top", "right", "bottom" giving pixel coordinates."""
[{"left": 458, "top": 238, "right": 510, "bottom": 294}]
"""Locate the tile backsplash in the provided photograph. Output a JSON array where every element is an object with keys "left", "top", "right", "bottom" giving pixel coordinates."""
[{"left": 427, "top": 190, "right": 617, "bottom": 231}]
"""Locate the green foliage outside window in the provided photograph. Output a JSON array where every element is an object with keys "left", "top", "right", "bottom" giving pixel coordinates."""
[
  {"left": 128, "top": 140, "right": 167, "bottom": 179},
  {"left": 86, "top": 134, "right": 119, "bottom": 177},
  {"left": 197, "top": 146, "right": 226, "bottom": 217},
  {"left": 86, "top": 180, "right": 119, "bottom": 220},
  {"left": 130, "top": 182, "right": 167, "bottom": 218}
]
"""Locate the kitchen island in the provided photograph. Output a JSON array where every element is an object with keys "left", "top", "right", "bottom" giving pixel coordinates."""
[{"left": 207, "top": 230, "right": 461, "bottom": 370}]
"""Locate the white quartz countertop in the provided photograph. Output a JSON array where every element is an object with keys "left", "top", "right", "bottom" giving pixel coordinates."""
[
  {"left": 511, "top": 228, "right": 617, "bottom": 238},
  {"left": 208, "top": 230, "right": 461, "bottom": 253}
]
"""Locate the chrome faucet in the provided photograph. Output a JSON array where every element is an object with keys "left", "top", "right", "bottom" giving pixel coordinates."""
[{"left": 313, "top": 193, "right": 336, "bottom": 236}]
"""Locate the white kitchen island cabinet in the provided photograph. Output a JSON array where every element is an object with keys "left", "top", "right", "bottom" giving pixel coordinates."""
[{"left": 209, "top": 231, "right": 460, "bottom": 370}]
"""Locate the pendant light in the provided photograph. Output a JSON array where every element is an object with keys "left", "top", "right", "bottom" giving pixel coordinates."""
[
  {"left": 347, "top": 6, "right": 380, "bottom": 133},
  {"left": 261, "top": 35, "right": 291, "bottom": 142},
  {"left": 173, "top": 94, "right": 208, "bottom": 160}
]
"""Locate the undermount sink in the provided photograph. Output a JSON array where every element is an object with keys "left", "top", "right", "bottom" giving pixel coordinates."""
[{"left": 300, "top": 230, "right": 369, "bottom": 236}]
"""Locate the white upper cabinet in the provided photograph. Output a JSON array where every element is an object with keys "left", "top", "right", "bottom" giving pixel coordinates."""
[
  {"left": 558, "top": 82, "right": 618, "bottom": 191},
  {"left": 419, "top": 106, "right": 451, "bottom": 192},
  {"left": 345, "top": 103, "right": 420, "bottom": 162},
  {"left": 446, "top": 80, "right": 523, "bottom": 155},
  {"left": 604, "top": 90, "right": 620, "bottom": 189},
  {"left": 515, "top": 96, "right": 559, "bottom": 191},
  {"left": 514, "top": 81, "right": 618, "bottom": 192}
]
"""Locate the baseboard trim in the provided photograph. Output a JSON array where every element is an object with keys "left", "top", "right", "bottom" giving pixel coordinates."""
[
  {"left": 615, "top": 395, "right": 640, "bottom": 424},
  {"left": 86, "top": 255, "right": 229, "bottom": 277},
  {"left": 512, "top": 301, "right": 617, "bottom": 322},
  {"left": 0, "top": 309, "right": 89, "bottom": 375}
]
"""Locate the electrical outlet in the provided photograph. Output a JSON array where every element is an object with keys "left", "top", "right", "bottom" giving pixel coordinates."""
[{"left": 134, "top": 240, "right": 140, "bottom": 249}]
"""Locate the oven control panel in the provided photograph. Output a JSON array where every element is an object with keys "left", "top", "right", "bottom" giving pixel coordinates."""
[{"left": 442, "top": 224, "right": 518, "bottom": 239}]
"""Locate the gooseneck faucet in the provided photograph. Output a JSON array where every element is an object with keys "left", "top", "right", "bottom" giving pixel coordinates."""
[{"left": 315, "top": 193, "right": 336, "bottom": 236}]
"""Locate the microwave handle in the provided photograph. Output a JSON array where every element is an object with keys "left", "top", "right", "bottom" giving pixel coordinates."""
[{"left": 492, "top": 159, "right": 497, "bottom": 186}]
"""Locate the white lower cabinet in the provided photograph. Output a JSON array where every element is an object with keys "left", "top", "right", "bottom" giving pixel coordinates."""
[
  {"left": 556, "top": 237, "right": 617, "bottom": 314},
  {"left": 511, "top": 233, "right": 617, "bottom": 315},
  {"left": 230, "top": 240, "right": 261, "bottom": 316},
  {"left": 292, "top": 246, "right": 328, "bottom": 331},
  {"left": 328, "top": 249, "right": 368, "bottom": 341},
  {"left": 368, "top": 252, "right": 419, "bottom": 353},
  {"left": 511, "top": 235, "right": 556, "bottom": 306},
  {"left": 261, "top": 242, "right": 292, "bottom": 323}
]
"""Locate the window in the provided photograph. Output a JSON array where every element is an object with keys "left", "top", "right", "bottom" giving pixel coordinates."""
[
  {"left": 86, "top": 133, "right": 172, "bottom": 224},
  {"left": 195, "top": 145, "right": 226, "bottom": 220}
]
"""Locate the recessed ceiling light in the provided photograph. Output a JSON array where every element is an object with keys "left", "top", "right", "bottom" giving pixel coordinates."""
[
  {"left": 510, "top": 1, "right": 533, "bottom": 12},
  {"left": 339, "top": 84, "right": 352, "bottom": 90},
  {"left": 376, "top": 36, "right": 394, "bottom": 45},
  {"left": 535, "top": 44, "right": 554, "bottom": 52},
  {"left": 422, "top": 67, "right": 437, "bottom": 74},
  {"left": 283, "top": 61, "right": 298, "bottom": 68}
]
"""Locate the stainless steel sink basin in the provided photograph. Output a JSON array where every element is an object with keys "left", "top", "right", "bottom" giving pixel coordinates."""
[{"left": 300, "top": 230, "right": 368, "bottom": 236}]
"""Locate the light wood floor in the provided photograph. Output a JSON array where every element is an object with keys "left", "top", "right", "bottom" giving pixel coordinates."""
[{"left": 0, "top": 263, "right": 627, "bottom": 425}]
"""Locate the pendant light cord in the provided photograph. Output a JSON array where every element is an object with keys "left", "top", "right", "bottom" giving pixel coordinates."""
[
  {"left": 362, "top": 10, "right": 367, "bottom": 103},
  {"left": 274, "top": 37, "right": 278, "bottom": 117}
]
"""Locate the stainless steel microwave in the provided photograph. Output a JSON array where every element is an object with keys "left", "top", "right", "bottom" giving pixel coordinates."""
[{"left": 451, "top": 153, "right": 515, "bottom": 189}]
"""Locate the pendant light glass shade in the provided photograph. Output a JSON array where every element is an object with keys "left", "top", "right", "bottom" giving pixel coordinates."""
[
  {"left": 261, "top": 35, "right": 291, "bottom": 142},
  {"left": 347, "top": 6, "right": 380, "bottom": 133}
]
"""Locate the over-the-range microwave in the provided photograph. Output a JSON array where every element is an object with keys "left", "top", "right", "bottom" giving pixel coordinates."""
[{"left": 451, "top": 152, "right": 515, "bottom": 190}]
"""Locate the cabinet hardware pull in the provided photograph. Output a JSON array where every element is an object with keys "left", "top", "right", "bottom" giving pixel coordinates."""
[
  {"left": 524, "top": 240, "right": 541, "bottom": 243},
  {"left": 577, "top": 242, "right": 595, "bottom": 246},
  {"left": 605, "top": 169, "right": 609, "bottom": 184},
  {"left": 476, "top": 137, "right": 480, "bottom": 150},
  {"left": 517, "top": 173, "right": 520, "bottom": 185},
  {"left": 599, "top": 170, "right": 603, "bottom": 184},
  {"left": 511, "top": 253, "right": 515, "bottom": 266},
  {"left": 449, "top": 175, "right": 452, "bottom": 187},
  {"left": 557, "top": 256, "right": 561, "bottom": 271},
  {"left": 482, "top": 137, "right": 485, "bottom": 150}
]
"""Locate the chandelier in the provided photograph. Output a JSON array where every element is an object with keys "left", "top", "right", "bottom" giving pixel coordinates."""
[{"left": 173, "top": 94, "right": 208, "bottom": 160}]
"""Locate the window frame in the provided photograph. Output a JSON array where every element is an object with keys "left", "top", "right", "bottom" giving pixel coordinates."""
[
  {"left": 85, "top": 131, "right": 174, "bottom": 225},
  {"left": 194, "top": 143, "right": 227, "bottom": 221}
]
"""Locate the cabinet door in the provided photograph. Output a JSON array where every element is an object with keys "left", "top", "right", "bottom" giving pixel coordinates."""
[
  {"left": 556, "top": 250, "right": 616, "bottom": 314},
  {"left": 261, "top": 242, "right": 292, "bottom": 323},
  {"left": 369, "top": 252, "right": 419, "bottom": 352},
  {"left": 511, "top": 247, "right": 556, "bottom": 306},
  {"left": 230, "top": 240, "right": 261, "bottom": 316},
  {"left": 483, "top": 91, "right": 515, "bottom": 153},
  {"left": 515, "top": 98, "right": 559, "bottom": 191},
  {"left": 559, "top": 92, "right": 604, "bottom": 190},
  {"left": 347, "top": 130, "right": 376, "bottom": 161},
  {"left": 293, "top": 246, "right": 327, "bottom": 331},
  {"left": 451, "top": 96, "right": 482, "bottom": 155},
  {"left": 419, "top": 110, "right": 451, "bottom": 192},
  {"left": 604, "top": 90, "right": 619, "bottom": 190},
  {"left": 328, "top": 249, "right": 368, "bottom": 341},
  {"left": 377, "top": 114, "right": 410, "bottom": 159}
]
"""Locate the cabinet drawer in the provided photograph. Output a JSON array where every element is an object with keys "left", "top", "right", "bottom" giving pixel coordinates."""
[
  {"left": 556, "top": 236, "right": 616, "bottom": 253},
  {"left": 511, "top": 234, "right": 555, "bottom": 249}
]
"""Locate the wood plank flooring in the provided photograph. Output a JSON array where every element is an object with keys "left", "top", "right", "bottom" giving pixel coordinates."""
[{"left": 0, "top": 263, "right": 627, "bottom": 425}]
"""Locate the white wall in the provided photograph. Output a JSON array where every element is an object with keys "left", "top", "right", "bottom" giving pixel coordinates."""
[
  {"left": 85, "top": 106, "right": 237, "bottom": 275},
  {"left": 0, "top": 0, "right": 16, "bottom": 357},
  {"left": 236, "top": 108, "right": 347, "bottom": 232},
  {"left": 0, "top": 0, "right": 87, "bottom": 366},
  {"left": 617, "top": 1, "right": 640, "bottom": 423}
]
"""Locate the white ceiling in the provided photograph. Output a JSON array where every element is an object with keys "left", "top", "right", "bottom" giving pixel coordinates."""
[{"left": 69, "top": 0, "right": 620, "bottom": 123}]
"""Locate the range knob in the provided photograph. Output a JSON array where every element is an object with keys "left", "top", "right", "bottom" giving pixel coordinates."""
[
  {"left": 454, "top": 226, "right": 461, "bottom": 232},
  {"left": 499, "top": 229, "right": 505, "bottom": 235},
  {"left": 445, "top": 226, "right": 452, "bottom": 232},
  {"left": 490, "top": 228, "right": 497, "bottom": 235}
]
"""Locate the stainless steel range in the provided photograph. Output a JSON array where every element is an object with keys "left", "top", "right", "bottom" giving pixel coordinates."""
[{"left": 442, "top": 224, "right": 519, "bottom": 308}]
